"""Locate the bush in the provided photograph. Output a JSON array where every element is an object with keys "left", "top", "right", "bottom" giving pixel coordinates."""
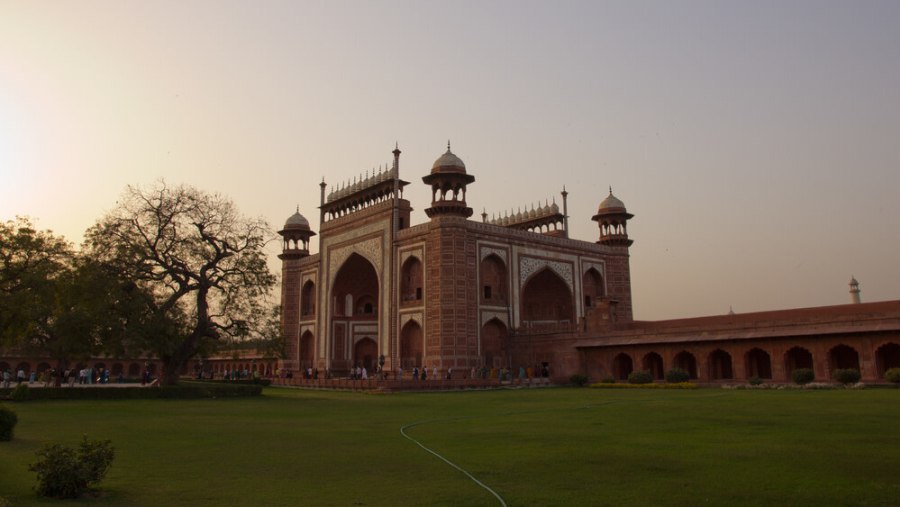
[
  {"left": 569, "top": 374, "right": 589, "bottom": 387},
  {"left": 10, "top": 383, "right": 29, "bottom": 402},
  {"left": 665, "top": 368, "right": 690, "bottom": 384},
  {"left": 885, "top": 368, "right": 900, "bottom": 384},
  {"left": 748, "top": 376, "right": 764, "bottom": 386},
  {"left": 599, "top": 377, "right": 615, "bottom": 384},
  {"left": 792, "top": 368, "right": 815, "bottom": 385},
  {"left": 833, "top": 368, "right": 861, "bottom": 385},
  {"left": 0, "top": 383, "right": 261, "bottom": 401},
  {"left": 0, "top": 405, "right": 17, "bottom": 441},
  {"left": 29, "top": 436, "right": 115, "bottom": 499},
  {"left": 627, "top": 370, "right": 653, "bottom": 384}
]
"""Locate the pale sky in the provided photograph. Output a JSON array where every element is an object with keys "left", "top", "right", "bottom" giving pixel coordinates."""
[{"left": 2, "top": 0, "right": 898, "bottom": 320}]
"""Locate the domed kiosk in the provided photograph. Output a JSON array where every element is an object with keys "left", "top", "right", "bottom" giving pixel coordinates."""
[
  {"left": 422, "top": 142, "right": 475, "bottom": 218},
  {"left": 592, "top": 187, "right": 634, "bottom": 246},
  {"left": 278, "top": 207, "right": 316, "bottom": 259}
]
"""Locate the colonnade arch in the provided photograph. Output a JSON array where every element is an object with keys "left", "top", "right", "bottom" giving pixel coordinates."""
[{"left": 875, "top": 342, "right": 900, "bottom": 377}]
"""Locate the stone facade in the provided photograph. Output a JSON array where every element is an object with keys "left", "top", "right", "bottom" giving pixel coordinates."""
[{"left": 279, "top": 144, "right": 634, "bottom": 378}]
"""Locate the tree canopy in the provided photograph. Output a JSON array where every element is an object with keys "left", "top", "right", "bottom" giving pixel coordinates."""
[{"left": 84, "top": 182, "right": 277, "bottom": 384}]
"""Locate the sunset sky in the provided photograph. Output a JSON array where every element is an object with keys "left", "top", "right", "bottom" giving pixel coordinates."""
[{"left": 2, "top": 0, "right": 898, "bottom": 320}]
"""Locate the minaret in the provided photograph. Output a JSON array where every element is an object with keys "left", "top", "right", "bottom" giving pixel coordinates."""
[
  {"left": 849, "top": 276, "right": 861, "bottom": 304},
  {"left": 278, "top": 208, "right": 316, "bottom": 374},
  {"left": 422, "top": 141, "right": 475, "bottom": 218}
]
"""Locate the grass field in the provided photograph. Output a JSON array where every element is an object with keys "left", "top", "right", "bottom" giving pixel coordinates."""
[{"left": 2, "top": 386, "right": 899, "bottom": 506}]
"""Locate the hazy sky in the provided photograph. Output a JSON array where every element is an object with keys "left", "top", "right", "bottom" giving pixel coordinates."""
[{"left": 2, "top": 0, "right": 898, "bottom": 320}]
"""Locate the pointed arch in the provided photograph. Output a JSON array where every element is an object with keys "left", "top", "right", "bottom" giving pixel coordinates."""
[
  {"left": 674, "top": 351, "right": 697, "bottom": 379},
  {"left": 300, "top": 330, "right": 315, "bottom": 370},
  {"left": 875, "top": 342, "right": 900, "bottom": 378},
  {"left": 708, "top": 349, "right": 733, "bottom": 380},
  {"left": 521, "top": 268, "right": 574, "bottom": 324},
  {"left": 582, "top": 267, "right": 605, "bottom": 309},
  {"left": 400, "top": 320, "right": 424, "bottom": 369},
  {"left": 332, "top": 253, "right": 379, "bottom": 318},
  {"left": 828, "top": 344, "right": 860, "bottom": 373},
  {"left": 613, "top": 353, "right": 633, "bottom": 381},
  {"left": 785, "top": 346, "right": 814, "bottom": 377},
  {"left": 301, "top": 280, "right": 316, "bottom": 316},
  {"left": 400, "top": 256, "right": 424, "bottom": 306},
  {"left": 480, "top": 254, "right": 508, "bottom": 304},
  {"left": 745, "top": 348, "right": 772, "bottom": 379},
  {"left": 642, "top": 352, "right": 664, "bottom": 380},
  {"left": 481, "top": 318, "right": 508, "bottom": 368}
]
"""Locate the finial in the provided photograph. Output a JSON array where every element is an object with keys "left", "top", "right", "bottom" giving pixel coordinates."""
[
  {"left": 447, "top": 140, "right": 451, "bottom": 151},
  {"left": 609, "top": 185, "right": 613, "bottom": 195},
  {"left": 296, "top": 205, "right": 299, "bottom": 213},
  {"left": 395, "top": 141, "right": 399, "bottom": 149}
]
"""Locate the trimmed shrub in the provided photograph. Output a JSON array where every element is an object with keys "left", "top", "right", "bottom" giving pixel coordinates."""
[
  {"left": 10, "top": 383, "right": 28, "bottom": 402},
  {"left": 833, "top": 368, "right": 861, "bottom": 385},
  {"left": 665, "top": 368, "right": 690, "bottom": 384},
  {"left": 885, "top": 368, "right": 900, "bottom": 384},
  {"left": 599, "top": 377, "right": 615, "bottom": 384},
  {"left": 748, "top": 376, "right": 764, "bottom": 386},
  {"left": 0, "top": 405, "right": 17, "bottom": 441},
  {"left": 590, "top": 382, "right": 697, "bottom": 389},
  {"left": 29, "top": 436, "right": 115, "bottom": 499},
  {"left": 627, "top": 370, "right": 653, "bottom": 384},
  {"left": 569, "top": 374, "right": 589, "bottom": 387},
  {"left": 792, "top": 368, "right": 815, "bottom": 385},
  {"left": 0, "top": 383, "right": 261, "bottom": 401}
]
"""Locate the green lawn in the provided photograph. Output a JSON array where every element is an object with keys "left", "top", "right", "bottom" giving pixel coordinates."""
[{"left": 2, "top": 387, "right": 899, "bottom": 506}]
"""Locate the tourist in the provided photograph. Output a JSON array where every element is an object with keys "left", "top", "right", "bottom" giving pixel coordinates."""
[
  {"left": 421, "top": 367, "right": 427, "bottom": 381},
  {"left": 313, "top": 367, "right": 319, "bottom": 379},
  {"left": 447, "top": 367, "right": 453, "bottom": 380},
  {"left": 397, "top": 367, "right": 403, "bottom": 380},
  {"left": 413, "top": 366, "right": 419, "bottom": 380},
  {"left": 432, "top": 366, "right": 437, "bottom": 379},
  {"left": 470, "top": 366, "right": 476, "bottom": 379},
  {"left": 29, "top": 370, "right": 37, "bottom": 384},
  {"left": 16, "top": 368, "right": 26, "bottom": 385},
  {"left": 361, "top": 367, "right": 368, "bottom": 380},
  {"left": 2, "top": 369, "right": 11, "bottom": 388}
]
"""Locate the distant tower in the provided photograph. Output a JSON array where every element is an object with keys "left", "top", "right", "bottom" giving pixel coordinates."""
[
  {"left": 422, "top": 141, "right": 475, "bottom": 218},
  {"left": 849, "top": 276, "right": 861, "bottom": 304},
  {"left": 592, "top": 187, "right": 634, "bottom": 247},
  {"left": 278, "top": 208, "right": 316, "bottom": 373}
]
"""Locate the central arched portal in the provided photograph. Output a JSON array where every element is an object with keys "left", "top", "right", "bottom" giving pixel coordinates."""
[
  {"left": 521, "top": 268, "right": 574, "bottom": 328},
  {"left": 331, "top": 253, "right": 380, "bottom": 374}
]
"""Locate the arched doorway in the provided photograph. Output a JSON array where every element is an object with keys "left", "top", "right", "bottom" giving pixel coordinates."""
[
  {"left": 708, "top": 350, "right": 733, "bottom": 380},
  {"left": 828, "top": 344, "right": 860, "bottom": 373},
  {"left": 300, "top": 331, "right": 314, "bottom": 370},
  {"left": 400, "top": 256, "right": 424, "bottom": 306},
  {"left": 481, "top": 319, "right": 508, "bottom": 368},
  {"left": 480, "top": 254, "right": 507, "bottom": 304},
  {"left": 582, "top": 268, "right": 604, "bottom": 310},
  {"left": 331, "top": 253, "right": 379, "bottom": 371},
  {"left": 521, "top": 268, "right": 573, "bottom": 326},
  {"left": 400, "top": 320, "right": 424, "bottom": 369},
  {"left": 301, "top": 280, "right": 316, "bottom": 317},
  {"left": 354, "top": 337, "right": 378, "bottom": 372},
  {"left": 613, "top": 353, "right": 633, "bottom": 381},
  {"left": 745, "top": 348, "right": 772, "bottom": 379},
  {"left": 673, "top": 351, "right": 697, "bottom": 379},
  {"left": 785, "top": 347, "right": 814, "bottom": 377},
  {"left": 875, "top": 342, "right": 900, "bottom": 378},
  {"left": 642, "top": 352, "right": 664, "bottom": 380}
]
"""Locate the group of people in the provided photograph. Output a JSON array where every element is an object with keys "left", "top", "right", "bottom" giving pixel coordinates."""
[{"left": 1, "top": 368, "right": 27, "bottom": 388}]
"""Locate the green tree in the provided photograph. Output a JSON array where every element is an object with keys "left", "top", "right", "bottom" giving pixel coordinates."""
[
  {"left": 85, "top": 182, "right": 277, "bottom": 385},
  {"left": 1, "top": 217, "right": 158, "bottom": 379},
  {"left": 0, "top": 217, "right": 72, "bottom": 347}
]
